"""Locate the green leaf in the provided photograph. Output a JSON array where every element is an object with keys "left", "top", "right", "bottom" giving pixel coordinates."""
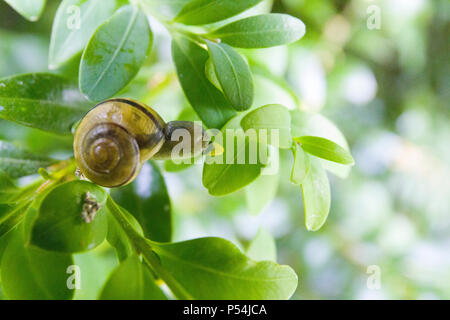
[
  {"left": 4, "top": 0, "right": 46, "bottom": 21},
  {"left": 203, "top": 124, "right": 266, "bottom": 196},
  {"left": 240, "top": 104, "right": 292, "bottom": 149},
  {"left": 301, "top": 158, "right": 330, "bottom": 231},
  {"left": 246, "top": 228, "right": 276, "bottom": 262},
  {"left": 111, "top": 162, "right": 172, "bottom": 243},
  {"left": 150, "top": 237, "right": 297, "bottom": 299},
  {"left": 0, "top": 170, "right": 18, "bottom": 204},
  {"left": 30, "top": 181, "right": 108, "bottom": 253},
  {"left": 49, "top": 0, "right": 117, "bottom": 69},
  {"left": 291, "top": 142, "right": 310, "bottom": 185},
  {"left": 172, "top": 35, "right": 236, "bottom": 129},
  {"left": 295, "top": 136, "right": 354, "bottom": 165},
  {"left": 0, "top": 140, "right": 56, "bottom": 178},
  {"left": 209, "top": 14, "right": 306, "bottom": 48},
  {"left": 79, "top": 5, "right": 153, "bottom": 101},
  {"left": 291, "top": 110, "right": 352, "bottom": 178},
  {"left": 99, "top": 255, "right": 167, "bottom": 300},
  {"left": 0, "top": 73, "right": 90, "bottom": 134},
  {"left": 106, "top": 197, "right": 297, "bottom": 300},
  {"left": 0, "top": 230, "right": 74, "bottom": 300},
  {"left": 175, "top": 0, "right": 263, "bottom": 25},
  {"left": 206, "top": 41, "right": 253, "bottom": 111},
  {"left": 0, "top": 201, "right": 32, "bottom": 238}
]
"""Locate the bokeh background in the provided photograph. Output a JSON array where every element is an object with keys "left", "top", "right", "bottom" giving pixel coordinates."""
[{"left": 0, "top": 0, "right": 448, "bottom": 299}]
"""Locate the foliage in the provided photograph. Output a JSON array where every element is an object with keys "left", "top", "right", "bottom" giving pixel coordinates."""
[{"left": 0, "top": 0, "right": 364, "bottom": 300}]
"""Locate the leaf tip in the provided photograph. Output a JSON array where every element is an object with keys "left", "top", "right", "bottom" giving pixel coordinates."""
[{"left": 305, "top": 217, "right": 327, "bottom": 232}]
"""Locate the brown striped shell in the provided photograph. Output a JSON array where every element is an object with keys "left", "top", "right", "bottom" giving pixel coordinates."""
[{"left": 74, "top": 99, "right": 166, "bottom": 187}]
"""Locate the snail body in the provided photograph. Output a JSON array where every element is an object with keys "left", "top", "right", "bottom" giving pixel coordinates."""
[{"left": 74, "top": 99, "right": 208, "bottom": 188}]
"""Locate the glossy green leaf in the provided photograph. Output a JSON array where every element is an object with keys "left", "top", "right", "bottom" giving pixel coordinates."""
[
  {"left": 203, "top": 125, "right": 266, "bottom": 196},
  {"left": 206, "top": 40, "right": 253, "bottom": 111},
  {"left": 295, "top": 136, "right": 354, "bottom": 165},
  {"left": 4, "top": 0, "right": 46, "bottom": 21},
  {"left": 150, "top": 237, "right": 297, "bottom": 299},
  {"left": 49, "top": 0, "right": 117, "bottom": 69},
  {"left": 0, "top": 73, "right": 90, "bottom": 134},
  {"left": 0, "top": 201, "right": 32, "bottom": 238},
  {"left": 0, "top": 140, "right": 55, "bottom": 178},
  {"left": 111, "top": 162, "right": 172, "bottom": 243},
  {"left": 100, "top": 255, "right": 167, "bottom": 300},
  {"left": 30, "top": 181, "right": 108, "bottom": 253},
  {"left": 291, "top": 110, "right": 352, "bottom": 178},
  {"left": 246, "top": 228, "right": 276, "bottom": 262},
  {"left": 301, "top": 157, "right": 330, "bottom": 231},
  {"left": 172, "top": 36, "right": 235, "bottom": 129},
  {"left": 209, "top": 14, "right": 306, "bottom": 48},
  {"left": 80, "top": 5, "right": 153, "bottom": 101},
  {"left": 175, "top": 0, "right": 263, "bottom": 25},
  {"left": 1, "top": 230, "right": 74, "bottom": 300},
  {"left": 241, "top": 104, "right": 292, "bottom": 148},
  {"left": 291, "top": 142, "right": 310, "bottom": 185}
]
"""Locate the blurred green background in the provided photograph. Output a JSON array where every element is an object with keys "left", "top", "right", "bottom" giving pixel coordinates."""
[{"left": 0, "top": 0, "right": 449, "bottom": 299}]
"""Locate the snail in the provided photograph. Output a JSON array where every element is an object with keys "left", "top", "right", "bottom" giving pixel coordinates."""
[{"left": 74, "top": 98, "right": 210, "bottom": 188}]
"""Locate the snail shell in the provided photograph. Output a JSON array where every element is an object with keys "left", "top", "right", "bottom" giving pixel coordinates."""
[
  {"left": 74, "top": 98, "right": 211, "bottom": 188},
  {"left": 74, "top": 99, "right": 165, "bottom": 188}
]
